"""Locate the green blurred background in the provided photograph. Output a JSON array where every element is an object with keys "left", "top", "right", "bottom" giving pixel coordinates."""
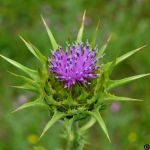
[{"left": 0, "top": 0, "right": 150, "bottom": 150}]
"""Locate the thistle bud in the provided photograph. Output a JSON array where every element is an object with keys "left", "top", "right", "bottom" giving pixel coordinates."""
[{"left": 0, "top": 12, "right": 149, "bottom": 146}]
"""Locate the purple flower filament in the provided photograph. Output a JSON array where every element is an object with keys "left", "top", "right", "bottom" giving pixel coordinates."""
[{"left": 48, "top": 40, "right": 105, "bottom": 90}]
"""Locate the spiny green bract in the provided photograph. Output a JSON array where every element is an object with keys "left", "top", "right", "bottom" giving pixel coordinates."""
[{"left": 0, "top": 12, "right": 149, "bottom": 142}]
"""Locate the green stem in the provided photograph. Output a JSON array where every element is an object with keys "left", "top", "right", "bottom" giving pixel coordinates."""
[
  {"left": 64, "top": 117, "right": 96, "bottom": 150},
  {"left": 65, "top": 121, "right": 85, "bottom": 150}
]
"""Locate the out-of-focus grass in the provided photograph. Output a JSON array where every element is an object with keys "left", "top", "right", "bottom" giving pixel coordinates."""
[{"left": 0, "top": 0, "right": 150, "bottom": 150}]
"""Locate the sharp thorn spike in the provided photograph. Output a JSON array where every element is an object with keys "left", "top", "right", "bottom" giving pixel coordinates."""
[
  {"left": 19, "top": 36, "right": 28, "bottom": 44},
  {"left": 81, "top": 10, "right": 86, "bottom": 28},
  {"left": 145, "top": 73, "right": 150, "bottom": 76},
  {"left": 134, "top": 45, "right": 147, "bottom": 52},
  {"left": 107, "top": 134, "right": 111, "bottom": 143},
  {"left": 96, "top": 20, "right": 100, "bottom": 32},
  {"left": 11, "top": 109, "right": 19, "bottom": 113},
  {"left": 115, "top": 50, "right": 121, "bottom": 60},
  {"left": 11, "top": 86, "right": 17, "bottom": 88},
  {"left": 106, "top": 34, "right": 112, "bottom": 45},
  {"left": 41, "top": 15, "right": 47, "bottom": 27},
  {"left": 7, "top": 71, "right": 18, "bottom": 77},
  {"left": 132, "top": 99, "right": 143, "bottom": 101},
  {"left": 38, "top": 132, "right": 45, "bottom": 141},
  {"left": 26, "top": 38, "right": 33, "bottom": 46},
  {"left": 0, "top": 54, "right": 5, "bottom": 59}
]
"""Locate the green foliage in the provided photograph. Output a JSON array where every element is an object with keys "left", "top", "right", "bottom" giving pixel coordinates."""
[
  {"left": 39, "top": 109, "right": 66, "bottom": 140},
  {"left": 96, "top": 35, "right": 111, "bottom": 59},
  {"left": 12, "top": 98, "right": 50, "bottom": 113},
  {"left": 89, "top": 20, "right": 100, "bottom": 49},
  {"left": 108, "top": 73, "right": 150, "bottom": 91},
  {"left": 76, "top": 11, "right": 86, "bottom": 45},
  {"left": 41, "top": 16, "right": 58, "bottom": 52},
  {"left": 85, "top": 107, "right": 111, "bottom": 142},
  {"left": 0, "top": 54, "right": 37, "bottom": 79},
  {"left": 20, "top": 36, "right": 46, "bottom": 63}
]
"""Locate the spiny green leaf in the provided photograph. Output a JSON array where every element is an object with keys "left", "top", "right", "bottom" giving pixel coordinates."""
[
  {"left": 101, "top": 45, "right": 147, "bottom": 72},
  {"left": 76, "top": 10, "right": 86, "bottom": 45},
  {"left": 28, "top": 38, "right": 47, "bottom": 63},
  {"left": 106, "top": 52, "right": 120, "bottom": 76},
  {"left": 45, "top": 81, "right": 56, "bottom": 95},
  {"left": 39, "top": 109, "right": 66, "bottom": 140},
  {"left": 58, "top": 86, "right": 69, "bottom": 97},
  {"left": 45, "top": 95, "right": 61, "bottom": 106},
  {"left": 0, "top": 54, "right": 37, "bottom": 79},
  {"left": 67, "top": 31, "right": 72, "bottom": 46},
  {"left": 96, "top": 93, "right": 142, "bottom": 107},
  {"left": 116, "top": 45, "right": 147, "bottom": 65},
  {"left": 7, "top": 71, "right": 39, "bottom": 89},
  {"left": 96, "top": 35, "right": 112, "bottom": 59},
  {"left": 76, "top": 88, "right": 89, "bottom": 101},
  {"left": 88, "top": 73, "right": 105, "bottom": 105},
  {"left": 20, "top": 36, "right": 46, "bottom": 63},
  {"left": 41, "top": 15, "right": 58, "bottom": 51},
  {"left": 63, "top": 95, "right": 78, "bottom": 106},
  {"left": 89, "top": 20, "right": 100, "bottom": 49},
  {"left": 99, "top": 103, "right": 112, "bottom": 111},
  {"left": 45, "top": 58, "right": 50, "bottom": 71},
  {"left": 12, "top": 98, "right": 49, "bottom": 113},
  {"left": 95, "top": 71, "right": 105, "bottom": 93},
  {"left": 37, "top": 64, "right": 43, "bottom": 78},
  {"left": 108, "top": 73, "right": 150, "bottom": 91},
  {"left": 12, "top": 85, "right": 39, "bottom": 93},
  {"left": 85, "top": 107, "right": 111, "bottom": 142}
]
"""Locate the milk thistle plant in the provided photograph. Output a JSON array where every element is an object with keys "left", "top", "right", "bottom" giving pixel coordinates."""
[{"left": 0, "top": 12, "right": 149, "bottom": 150}]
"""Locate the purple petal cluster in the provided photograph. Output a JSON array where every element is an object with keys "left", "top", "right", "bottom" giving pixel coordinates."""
[{"left": 48, "top": 40, "right": 105, "bottom": 90}]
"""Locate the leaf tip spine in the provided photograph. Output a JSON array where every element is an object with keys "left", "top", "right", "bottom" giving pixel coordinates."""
[
  {"left": 145, "top": 73, "right": 150, "bottom": 76},
  {"left": 11, "top": 109, "right": 19, "bottom": 113},
  {"left": 105, "top": 34, "right": 112, "bottom": 45},
  {"left": 41, "top": 15, "right": 47, "bottom": 27},
  {"left": 132, "top": 99, "right": 143, "bottom": 101},
  {"left": 134, "top": 45, "right": 147, "bottom": 52},
  {"left": 38, "top": 132, "right": 45, "bottom": 141},
  {"left": 96, "top": 20, "right": 100, "bottom": 32},
  {"left": 81, "top": 10, "right": 86, "bottom": 28},
  {"left": 107, "top": 134, "right": 111, "bottom": 143},
  {"left": 7, "top": 71, "right": 18, "bottom": 77}
]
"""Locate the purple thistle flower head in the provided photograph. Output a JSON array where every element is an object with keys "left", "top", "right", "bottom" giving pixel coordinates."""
[{"left": 48, "top": 40, "right": 105, "bottom": 90}]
